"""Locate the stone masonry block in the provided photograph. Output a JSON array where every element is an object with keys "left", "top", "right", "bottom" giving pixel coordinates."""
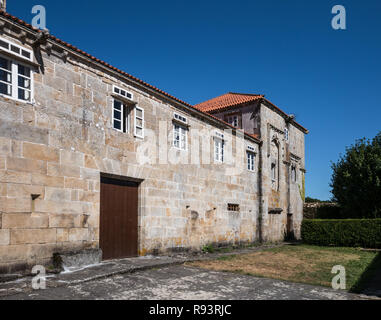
[
  {"left": 0, "top": 119, "right": 49, "bottom": 145},
  {"left": 2, "top": 213, "right": 49, "bottom": 229},
  {"left": 7, "top": 157, "right": 46, "bottom": 174},
  {"left": 6, "top": 183, "right": 44, "bottom": 198},
  {"left": 60, "top": 150, "right": 84, "bottom": 167},
  {"left": 0, "top": 229, "right": 10, "bottom": 246},
  {"left": 47, "top": 163, "right": 80, "bottom": 178},
  {"left": 23, "top": 142, "right": 59, "bottom": 162},
  {"left": 49, "top": 214, "right": 76, "bottom": 228},
  {"left": 0, "top": 197, "right": 31, "bottom": 213},
  {"left": 69, "top": 228, "right": 89, "bottom": 242},
  {"left": 0, "top": 170, "right": 32, "bottom": 184},
  {"left": 10, "top": 229, "right": 56, "bottom": 245}
]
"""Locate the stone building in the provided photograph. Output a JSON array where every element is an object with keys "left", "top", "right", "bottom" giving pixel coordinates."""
[{"left": 0, "top": 11, "right": 308, "bottom": 272}]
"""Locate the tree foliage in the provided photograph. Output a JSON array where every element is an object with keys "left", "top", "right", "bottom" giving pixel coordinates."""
[{"left": 330, "top": 132, "right": 381, "bottom": 218}]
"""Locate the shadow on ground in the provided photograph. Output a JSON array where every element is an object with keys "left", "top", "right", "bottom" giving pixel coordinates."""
[{"left": 351, "top": 252, "right": 381, "bottom": 297}]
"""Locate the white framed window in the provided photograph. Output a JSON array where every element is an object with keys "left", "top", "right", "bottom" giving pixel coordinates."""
[
  {"left": 112, "top": 99, "right": 129, "bottom": 132},
  {"left": 0, "top": 37, "right": 33, "bottom": 62},
  {"left": 214, "top": 137, "right": 224, "bottom": 163},
  {"left": 173, "top": 123, "right": 187, "bottom": 150},
  {"left": 247, "top": 151, "right": 256, "bottom": 171},
  {"left": 113, "top": 85, "right": 133, "bottom": 101},
  {"left": 0, "top": 55, "right": 33, "bottom": 102},
  {"left": 284, "top": 128, "right": 289, "bottom": 142},
  {"left": 174, "top": 113, "right": 187, "bottom": 124},
  {"left": 134, "top": 107, "right": 144, "bottom": 138}
]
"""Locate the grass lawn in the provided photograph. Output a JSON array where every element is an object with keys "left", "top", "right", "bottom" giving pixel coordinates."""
[{"left": 187, "top": 245, "right": 381, "bottom": 292}]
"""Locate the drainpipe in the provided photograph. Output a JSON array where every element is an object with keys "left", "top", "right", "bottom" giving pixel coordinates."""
[{"left": 257, "top": 101, "right": 264, "bottom": 243}]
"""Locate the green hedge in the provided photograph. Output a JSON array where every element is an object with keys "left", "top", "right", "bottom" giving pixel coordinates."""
[{"left": 302, "top": 219, "right": 381, "bottom": 248}]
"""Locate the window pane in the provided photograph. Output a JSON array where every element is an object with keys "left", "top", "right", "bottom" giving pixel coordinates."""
[
  {"left": 18, "top": 76, "right": 30, "bottom": 89},
  {"left": 22, "top": 50, "right": 31, "bottom": 59},
  {"left": 113, "top": 100, "right": 122, "bottom": 111},
  {"left": 0, "top": 57, "right": 11, "bottom": 71},
  {"left": 0, "top": 70, "right": 11, "bottom": 83},
  {"left": 0, "top": 40, "right": 9, "bottom": 50},
  {"left": 11, "top": 45, "right": 20, "bottom": 54},
  {"left": 136, "top": 127, "right": 143, "bottom": 137},
  {"left": 113, "top": 120, "right": 121, "bottom": 130},
  {"left": 113, "top": 109, "right": 121, "bottom": 121},
  {"left": 0, "top": 82, "right": 11, "bottom": 96},
  {"left": 136, "top": 118, "right": 143, "bottom": 127},
  {"left": 136, "top": 109, "right": 143, "bottom": 118},
  {"left": 18, "top": 88, "right": 31, "bottom": 101},
  {"left": 18, "top": 65, "right": 30, "bottom": 77}
]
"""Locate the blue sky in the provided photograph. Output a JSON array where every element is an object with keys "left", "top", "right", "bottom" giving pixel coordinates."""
[{"left": 9, "top": 0, "right": 381, "bottom": 200}]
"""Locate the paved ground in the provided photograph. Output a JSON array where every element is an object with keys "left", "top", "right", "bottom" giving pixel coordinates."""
[{"left": 1, "top": 265, "right": 363, "bottom": 300}]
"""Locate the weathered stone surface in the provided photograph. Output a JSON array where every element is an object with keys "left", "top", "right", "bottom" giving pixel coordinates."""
[
  {"left": 56, "top": 228, "right": 69, "bottom": 242},
  {"left": 69, "top": 228, "right": 89, "bottom": 242},
  {"left": 31, "top": 174, "right": 64, "bottom": 188},
  {"left": 49, "top": 214, "right": 76, "bottom": 228},
  {"left": 7, "top": 157, "right": 46, "bottom": 174},
  {"left": 47, "top": 163, "right": 80, "bottom": 178},
  {"left": 6, "top": 183, "right": 44, "bottom": 198},
  {"left": 23, "top": 142, "right": 59, "bottom": 162},
  {"left": 0, "top": 230, "right": 10, "bottom": 246},
  {"left": 2, "top": 213, "right": 49, "bottom": 229},
  {"left": 10, "top": 229, "right": 56, "bottom": 245},
  {"left": 0, "top": 198, "right": 31, "bottom": 213},
  {"left": 0, "top": 119, "right": 49, "bottom": 145},
  {"left": 64, "top": 177, "right": 88, "bottom": 190}
]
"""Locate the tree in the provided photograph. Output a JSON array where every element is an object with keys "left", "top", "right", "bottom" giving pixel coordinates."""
[{"left": 330, "top": 131, "right": 381, "bottom": 218}]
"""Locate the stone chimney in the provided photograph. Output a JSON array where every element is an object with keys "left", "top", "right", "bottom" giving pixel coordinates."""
[{"left": 0, "top": 0, "right": 6, "bottom": 12}]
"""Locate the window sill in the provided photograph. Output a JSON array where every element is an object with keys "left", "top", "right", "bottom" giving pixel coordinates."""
[
  {"left": 173, "top": 146, "right": 188, "bottom": 152},
  {"left": 0, "top": 94, "right": 35, "bottom": 106}
]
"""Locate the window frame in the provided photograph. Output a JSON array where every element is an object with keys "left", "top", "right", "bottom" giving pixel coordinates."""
[
  {"left": 0, "top": 53, "right": 34, "bottom": 103},
  {"left": 113, "top": 85, "right": 133, "bottom": 101},
  {"left": 284, "top": 128, "right": 289, "bottom": 142},
  {"left": 174, "top": 112, "right": 188, "bottom": 125},
  {"left": 173, "top": 122, "right": 188, "bottom": 151},
  {"left": 134, "top": 106, "right": 144, "bottom": 139},
  {"left": 0, "top": 36, "right": 33, "bottom": 62},
  {"left": 225, "top": 112, "right": 242, "bottom": 128},
  {"left": 112, "top": 98, "right": 125, "bottom": 133},
  {"left": 247, "top": 151, "right": 256, "bottom": 172},
  {"left": 214, "top": 136, "right": 224, "bottom": 163}
]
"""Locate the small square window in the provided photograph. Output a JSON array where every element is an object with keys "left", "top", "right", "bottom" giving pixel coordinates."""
[{"left": 228, "top": 204, "right": 240, "bottom": 212}]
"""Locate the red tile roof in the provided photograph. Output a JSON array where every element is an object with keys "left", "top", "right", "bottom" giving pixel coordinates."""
[
  {"left": 195, "top": 93, "right": 308, "bottom": 133},
  {"left": 194, "top": 92, "right": 264, "bottom": 113},
  {"left": 0, "top": 11, "right": 263, "bottom": 142}
]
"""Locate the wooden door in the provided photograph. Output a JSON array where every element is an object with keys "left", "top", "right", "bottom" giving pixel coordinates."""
[{"left": 100, "top": 177, "right": 138, "bottom": 260}]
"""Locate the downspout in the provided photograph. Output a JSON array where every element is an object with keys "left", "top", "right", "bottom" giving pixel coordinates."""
[{"left": 257, "top": 100, "right": 264, "bottom": 243}]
